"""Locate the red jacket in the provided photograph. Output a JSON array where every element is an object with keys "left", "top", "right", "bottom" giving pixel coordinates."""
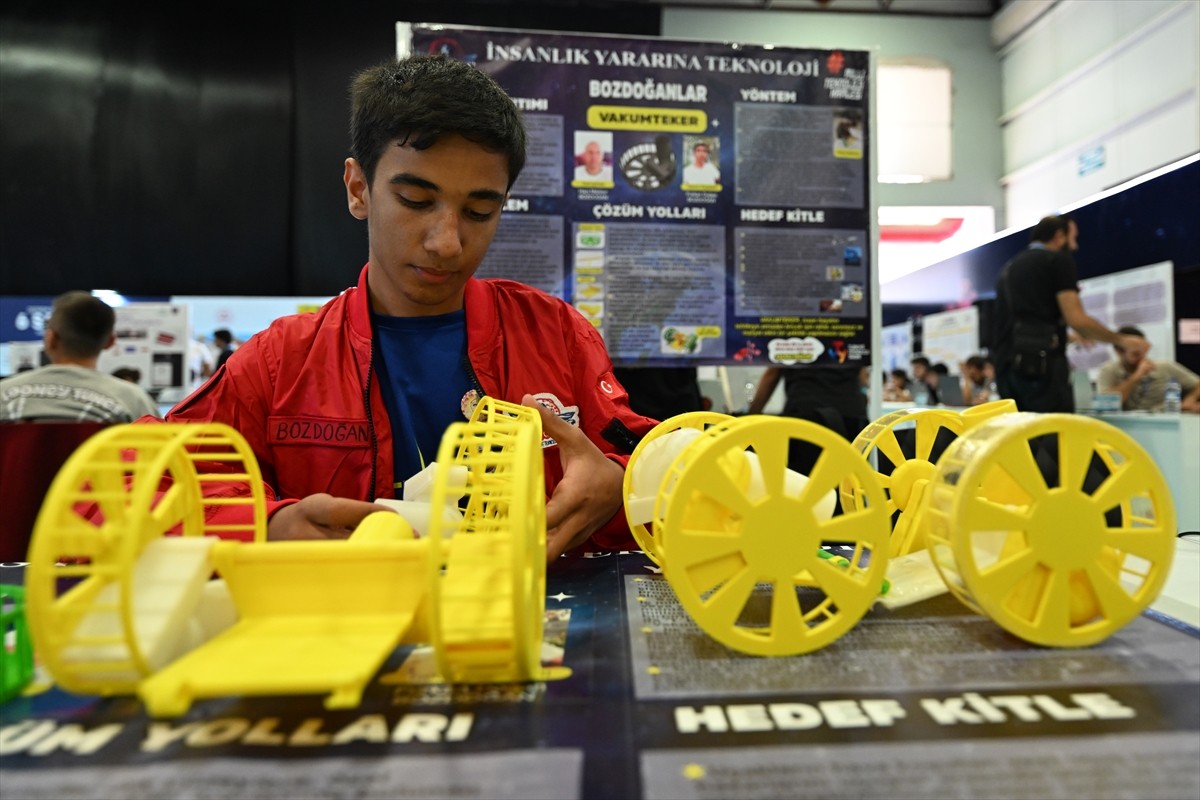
[{"left": 168, "top": 266, "right": 658, "bottom": 549}]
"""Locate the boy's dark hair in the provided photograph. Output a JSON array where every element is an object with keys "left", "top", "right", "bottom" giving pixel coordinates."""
[
  {"left": 349, "top": 54, "right": 527, "bottom": 190},
  {"left": 910, "top": 356, "right": 931, "bottom": 370},
  {"left": 965, "top": 355, "right": 986, "bottom": 370},
  {"left": 213, "top": 329, "right": 233, "bottom": 346},
  {"left": 49, "top": 291, "right": 115, "bottom": 359},
  {"left": 1116, "top": 324, "right": 1145, "bottom": 338},
  {"left": 890, "top": 368, "right": 909, "bottom": 381},
  {"left": 1029, "top": 214, "right": 1074, "bottom": 244},
  {"left": 931, "top": 362, "right": 950, "bottom": 376}
]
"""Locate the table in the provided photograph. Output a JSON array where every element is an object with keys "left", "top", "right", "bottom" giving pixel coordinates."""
[
  {"left": 1088, "top": 411, "right": 1200, "bottom": 534},
  {"left": 2, "top": 551, "right": 1198, "bottom": 800}
]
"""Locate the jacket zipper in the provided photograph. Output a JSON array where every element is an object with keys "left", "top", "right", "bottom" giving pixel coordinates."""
[
  {"left": 363, "top": 337, "right": 378, "bottom": 501},
  {"left": 463, "top": 353, "right": 486, "bottom": 400}
]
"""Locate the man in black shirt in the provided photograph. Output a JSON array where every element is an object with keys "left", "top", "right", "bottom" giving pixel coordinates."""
[{"left": 993, "top": 215, "right": 1144, "bottom": 412}]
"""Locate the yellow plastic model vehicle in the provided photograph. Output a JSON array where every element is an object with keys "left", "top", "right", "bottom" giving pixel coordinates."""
[
  {"left": 24, "top": 397, "right": 565, "bottom": 717},
  {"left": 923, "top": 411, "right": 1176, "bottom": 647},
  {"left": 628, "top": 401, "right": 1176, "bottom": 656},
  {"left": 845, "top": 400, "right": 1176, "bottom": 647},
  {"left": 624, "top": 412, "right": 892, "bottom": 657}
]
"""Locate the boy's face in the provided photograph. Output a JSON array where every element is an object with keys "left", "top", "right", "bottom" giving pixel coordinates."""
[{"left": 344, "top": 134, "right": 509, "bottom": 316}]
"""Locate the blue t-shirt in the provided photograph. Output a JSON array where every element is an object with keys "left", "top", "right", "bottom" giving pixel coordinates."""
[{"left": 372, "top": 309, "right": 472, "bottom": 494}]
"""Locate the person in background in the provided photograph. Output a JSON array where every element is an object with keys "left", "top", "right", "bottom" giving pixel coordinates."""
[
  {"left": 0, "top": 291, "right": 160, "bottom": 422},
  {"left": 188, "top": 336, "right": 215, "bottom": 388},
  {"left": 882, "top": 368, "right": 912, "bottom": 402},
  {"left": 612, "top": 366, "right": 705, "bottom": 422},
  {"left": 212, "top": 328, "right": 236, "bottom": 371},
  {"left": 111, "top": 367, "right": 142, "bottom": 384},
  {"left": 746, "top": 365, "right": 868, "bottom": 475},
  {"left": 161, "top": 54, "right": 656, "bottom": 558},
  {"left": 1096, "top": 325, "right": 1200, "bottom": 412},
  {"left": 958, "top": 355, "right": 991, "bottom": 406},
  {"left": 929, "top": 363, "right": 951, "bottom": 401},
  {"left": 992, "top": 214, "right": 1146, "bottom": 412},
  {"left": 910, "top": 356, "right": 939, "bottom": 405}
]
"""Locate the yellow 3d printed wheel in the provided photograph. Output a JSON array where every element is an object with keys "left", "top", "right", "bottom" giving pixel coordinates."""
[
  {"left": 842, "top": 407, "right": 963, "bottom": 556},
  {"left": 623, "top": 411, "right": 734, "bottom": 564},
  {"left": 924, "top": 413, "right": 1176, "bottom": 647},
  {"left": 657, "top": 416, "right": 891, "bottom": 656},
  {"left": 427, "top": 398, "right": 555, "bottom": 683},
  {"left": 25, "top": 423, "right": 267, "bottom": 694}
]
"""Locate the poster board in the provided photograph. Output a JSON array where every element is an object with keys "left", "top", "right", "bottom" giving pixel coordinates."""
[
  {"left": 919, "top": 305, "right": 979, "bottom": 375},
  {"left": 95, "top": 303, "right": 190, "bottom": 391},
  {"left": 1069, "top": 260, "right": 1175, "bottom": 376},
  {"left": 880, "top": 320, "right": 913, "bottom": 373},
  {"left": 399, "top": 24, "right": 874, "bottom": 370}
]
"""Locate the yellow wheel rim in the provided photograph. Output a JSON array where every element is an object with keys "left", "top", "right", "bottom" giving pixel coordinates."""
[
  {"left": 26, "top": 423, "right": 266, "bottom": 694},
  {"left": 926, "top": 413, "right": 1176, "bottom": 647},
  {"left": 843, "top": 407, "right": 963, "bottom": 556},
  {"left": 659, "top": 416, "right": 890, "bottom": 656},
  {"left": 428, "top": 398, "right": 549, "bottom": 683},
  {"left": 623, "top": 411, "right": 734, "bottom": 564}
]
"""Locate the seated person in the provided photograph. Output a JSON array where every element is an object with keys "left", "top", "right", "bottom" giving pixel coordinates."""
[
  {"left": 0, "top": 291, "right": 160, "bottom": 423},
  {"left": 882, "top": 368, "right": 912, "bottom": 402},
  {"left": 958, "top": 355, "right": 991, "bottom": 406},
  {"left": 909, "top": 356, "right": 939, "bottom": 405},
  {"left": 1096, "top": 325, "right": 1200, "bottom": 412}
]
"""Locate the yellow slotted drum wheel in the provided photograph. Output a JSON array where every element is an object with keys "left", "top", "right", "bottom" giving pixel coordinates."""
[
  {"left": 427, "top": 397, "right": 557, "bottom": 683},
  {"left": 25, "top": 423, "right": 266, "bottom": 694},
  {"left": 657, "top": 416, "right": 891, "bottom": 656},
  {"left": 924, "top": 413, "right": 1176, "bottom": 647},
  {"left": 623, "top": 411, "right": 734, "bottom": 564},
  {"left": 842, "top": 407, "right": 963, "bottom": 557}
]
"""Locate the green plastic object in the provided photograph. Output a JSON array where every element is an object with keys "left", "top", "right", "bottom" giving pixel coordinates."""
[{"left": 1, "top": 583, "right": 35, "bottom": 703}]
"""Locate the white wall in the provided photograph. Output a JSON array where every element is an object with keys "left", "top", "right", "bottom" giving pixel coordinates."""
[
  {"left": 662, "top": 7, "right": 1006, "bottom": 214},
  {"left": 995, "top": 0, "right": 1200, "bottom": 228}
]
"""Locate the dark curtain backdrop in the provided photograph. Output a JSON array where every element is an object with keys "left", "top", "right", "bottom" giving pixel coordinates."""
[{"left": 0, "top": 1, "right": 661, "bottom": 296}]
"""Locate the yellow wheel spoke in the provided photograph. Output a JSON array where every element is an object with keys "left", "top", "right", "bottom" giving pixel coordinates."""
[
  {"left": 1090, "top": 463, "right": 1144, "bottom": 511},
  {"left": 871, "top": 473, "right": 899, "bottom": 518},
  {"left": 703, "top": 567, "right": 758, "bottom": 629},
  {"left": 993, "top": 440, "right": 1047, "bottom": 500},
  {"left": 964, "top": 497, "right": 1031, "bottom": 532},
  {"left": 149, "top": 482, "right": 185, "bottom": 524},
  {"left": 673, "top": 530, "right": 746, "bottom": 571},
  {"left": 1103, "top": 528, "right": 1174, "bottom": 566},
  {"left": 770, "top": 580, "right": 805, "bottom": 638},
  {"left": 688, "top": 464, "right": 754, "bottom": 519},
  {"left": 1059, "top": 433, "right": 1097, "bottom": 494},
  {"left": 973, "top": 547, "right": 1039, "bottom": 599},
  {"left": 812, "top": 559, "right": 864, "bottom": 611},
  {"left": 873, "top": 429, "right": 907, "bottom": 469},
  {"left": 89, "top": 467, "right": 129, "bottom": 526},
  {"left": 818, "top": 508, "right": 884, "bottom": 544},
  {"left": 1085, "top": 562, "right": 1134, "bottom": 618},
  {"left": 802, "top": 448, "right": 855, "bottom": 504},
  {"left": 680, "top": 539, "right": 747, "bottom": 596},
  {"left": 1039, "top": 570, "right": 1072, "bottom": 637},
  {"left": 754, "top": 436, "right": 789, "bottom": 496},
  {"left": 913, "top": 415, "right": 945, "bottom": 462}
]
